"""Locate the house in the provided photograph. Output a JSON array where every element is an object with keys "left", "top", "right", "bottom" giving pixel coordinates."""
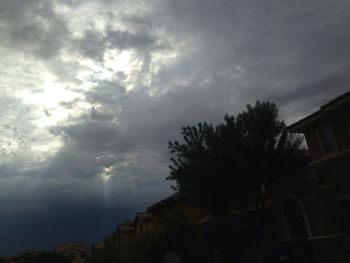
[
  {"left": 115, "top": 192, "right": 209, "bottom": 247},
  {"left": 6, "top": 250, "right": 39, "bottom": 263},
  {"left": 147, "top": 192, "right": 209, "bottom": 227},
  {"left": 271, "top": 91, "right": 350, "bottom": 262},
  {"left": 116, "top": 220, "right": 136, "bottom": 247},
  {"left": 54, "top": 242, "right": 90, "bottom": 263},
  {"left": 91, "top": 240, "right": 104, "bottom": 252},
  {"left": 133, "top": 212, "right": 154, "bottom": 236}
]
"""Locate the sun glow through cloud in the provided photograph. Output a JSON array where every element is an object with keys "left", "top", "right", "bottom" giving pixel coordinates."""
[{"left": 100, "top": 166, "right": 113, "bottom": 182}]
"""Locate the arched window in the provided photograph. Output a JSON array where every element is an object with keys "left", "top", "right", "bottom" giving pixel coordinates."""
[{"left": 282, "top": 196, "right": 312, "bottom": 239}]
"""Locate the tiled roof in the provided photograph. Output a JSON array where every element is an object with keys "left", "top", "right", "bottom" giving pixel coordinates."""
[
  {"left": 55, "top": 242, "right": 89, "bottom": 253},
  {"left": 134, "top": 212, "right": 153, "bottom": 223},
  {"left": 117, "top": 222, "right": 135, "bottom": 233},
  {"left": 13, "top": 250, "right": 40, "bottom": 259},
  {"left": 147, "top": 192, "right": 190, "bottom": 212}
]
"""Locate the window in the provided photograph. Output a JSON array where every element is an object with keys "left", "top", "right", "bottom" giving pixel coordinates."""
[{"left": 318, "top": 124, "right": 337, "bottom": 155}]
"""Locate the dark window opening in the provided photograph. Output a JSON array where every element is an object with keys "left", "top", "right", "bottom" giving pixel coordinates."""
[{"left": 318, "top": 124, "right": 337, "bottom": 155}]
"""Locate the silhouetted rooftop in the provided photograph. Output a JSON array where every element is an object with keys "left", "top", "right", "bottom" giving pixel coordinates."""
[{"left": 288, "top": 90, "right": 350, "bottom": 132}]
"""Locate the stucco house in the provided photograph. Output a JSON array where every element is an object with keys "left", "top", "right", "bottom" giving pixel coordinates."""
[
  {"left": 134, "top": 212, "right": 154, "bottom": 236},
  {"left": 5, "top": 250, "right": 39, "bottom": 263},
  {"left": 271, "top": 91, "right": 350, "bottom": 262},
  {"left": 116, "top": 220, "right": 135, "bottom": 247},
  {"left": 54, "top": 242, "right": 90, "bottom": 263},
  {"left": 147, "top": 192, "right": 209, "bottom": 226}
]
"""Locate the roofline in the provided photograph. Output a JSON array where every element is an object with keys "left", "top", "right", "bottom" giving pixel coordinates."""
[
  {"left": 54, "top": 241, "right": 85, "bottom": 247},
  {"left": 288, "top": 90, "right": 350, "bottom": 133},
  {"left": 14, "top": 250, "right": 40, "bottom": 258},
  {"left": 147, "top": 192, "right": 183, "bottom": 212},
  {"left": 54, "top": 242, "right": 88, "bottom": 253},
  {"left": 133, "top": 212, "right": 153, "bottom": 224},
  {"left": 59, "top": 245, "right": 90, "bottom": 253},
  {"left": 288, "top": 110, "right": 322, "bottom": 133},
  {"left": 321, "top": 90, "right": 350, "bottom": 110}
]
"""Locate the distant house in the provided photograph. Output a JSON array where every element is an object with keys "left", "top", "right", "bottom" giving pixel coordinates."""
[
  {"left": 116, "top": 220, "right": 136, "bottom": 247},
  {"left": 271, "top": 91, "right": 350, "bottom": 262},
  {"left": 54, "top": 242, "right": 90, "bottom": 263},
  {"left": 91, "top": 240, "right": 104, "bottom": 252},
  {"left": 6, "top": 250, "right": 39, "bottom": 263},
  {"left": 134, "top": 212, "right": 154, "bottom": 236},
  {"left": 147, "top": 192, "right": 209, "bottom": 226}
]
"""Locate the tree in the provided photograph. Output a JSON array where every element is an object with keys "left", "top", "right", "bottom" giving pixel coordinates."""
[
  {"left": 168, "top": 101, "right": 308, "bottom": 262},
  {"left": 167, "top": 101, "right": 307, "bottom": 214},
  {"left": 36, "top": 252, "right": 71, "bottom": 263}
]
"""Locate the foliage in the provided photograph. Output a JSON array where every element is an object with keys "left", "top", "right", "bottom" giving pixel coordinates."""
[
  {"left": 88, "top": 239, "right": 118, "bottom": 263},
  {"left": 114, "top": 212, "right": 201, "bottom": 263},
  {"left": 36, "top": 252, "right": 71, "bottom": 263},
  {"left": 168, "top": 101, "right": 307, "bottom": 214}
]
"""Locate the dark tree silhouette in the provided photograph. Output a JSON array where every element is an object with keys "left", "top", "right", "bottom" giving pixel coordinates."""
[{"left": 168, "top": 101, "right": 307, "bottom": 214}]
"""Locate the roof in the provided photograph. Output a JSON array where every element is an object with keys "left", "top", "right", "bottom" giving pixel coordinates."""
[
  {"left": 92, "top": 241, "right": 104, "bottom": 250},
  {"left": 288, "top": 90, "right": 350, "bottom": 133},
  {"left": 13, "top": 250, "right": 40, "bottom": 259},
  {"left": 134, "top": 212, "right": 153, "bottom": 223},
  {"left": 55, "top": 242, "right": 89, "bottom": 254},
  {"left": 321, "top": 90, "right": 350, "bottom": 110},
  {"left": 196, "top": 214, "right": 216, "bottom": 225},
  {"left": 147, "top": 192, "right": 192, "bottom": 212},
  {"left": 104, "top": 233, "right": 116, "bottom": 240},
  {"left": 117, "top": 221, "right": 135, "bottom": 233}
]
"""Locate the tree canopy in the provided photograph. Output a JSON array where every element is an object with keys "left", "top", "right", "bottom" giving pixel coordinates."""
[{"left": 168, "top": 101, "right": 308, "bottom": 214}]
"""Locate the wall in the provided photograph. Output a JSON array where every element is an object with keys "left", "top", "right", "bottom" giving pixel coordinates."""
[{"left": 152, "top": 202, "right": 208, "bottom": 227}]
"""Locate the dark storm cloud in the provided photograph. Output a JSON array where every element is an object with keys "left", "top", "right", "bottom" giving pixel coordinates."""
[
  {"left": 75, "top": 25, "right": 164, "bottom": 61},
  {"left": 270, "top": 72, "right": 350, "bottom": 116},
  {"left": 62, "top": 121, "right": 131, "bottom": 152},
  {"left": 105, "top": 27, "right": 156, "bottom": 50},
  {"left": 152, "top": 0, "right": 350, "bottom": 114},
  {"left": 85, "top": 80, "right": 127, "bottom": 107},
  {"left": 76, "top": 29, "right": 107, "bottom": 60},
  {"left": 0, "top": 0, "right": 70, "bottom": 59}
]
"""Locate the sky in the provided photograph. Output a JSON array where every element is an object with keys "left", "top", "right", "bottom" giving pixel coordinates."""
[{"left": 0, "top": 0, "right": 350, "bottom": 256}]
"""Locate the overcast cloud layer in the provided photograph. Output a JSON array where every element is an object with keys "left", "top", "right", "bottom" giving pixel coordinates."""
[{"left": 1, "top": 0, "right": 350, "bottom": 255}]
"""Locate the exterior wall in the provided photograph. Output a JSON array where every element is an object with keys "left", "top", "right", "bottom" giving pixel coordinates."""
[
  {"left": 151, "top": 202, "right": 208, "bottom": 227},
  {"left": 340, "top": 105, "right": 350, "bottom": 138},
  {"left": 272, "top": 174, "right": 346, "bottom": 240},
  {"left": 118, "top": 231, "right": 135, "bottom": 246},
  {"left": 135, "top": 221, "right": 154, "bottom": 236},
  {"left": 63, "top": 249, "right": 89, "bottom": 263},
  {"left": 55, "top": 242, "right": 86, "bottom": 253},
  {"left": 174, "top": 203, "right": 208, "bottom": 223},
  {"left": 315, "top": 150, "right": 350, "bottom": 196},
  {"left": 330, "top": 113, "right": 350, "bottom": 151}
]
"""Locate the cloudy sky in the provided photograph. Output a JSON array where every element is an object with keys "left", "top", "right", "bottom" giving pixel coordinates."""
[{"left": 1, "top": 0, "right": 350, "bottom": 255}]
